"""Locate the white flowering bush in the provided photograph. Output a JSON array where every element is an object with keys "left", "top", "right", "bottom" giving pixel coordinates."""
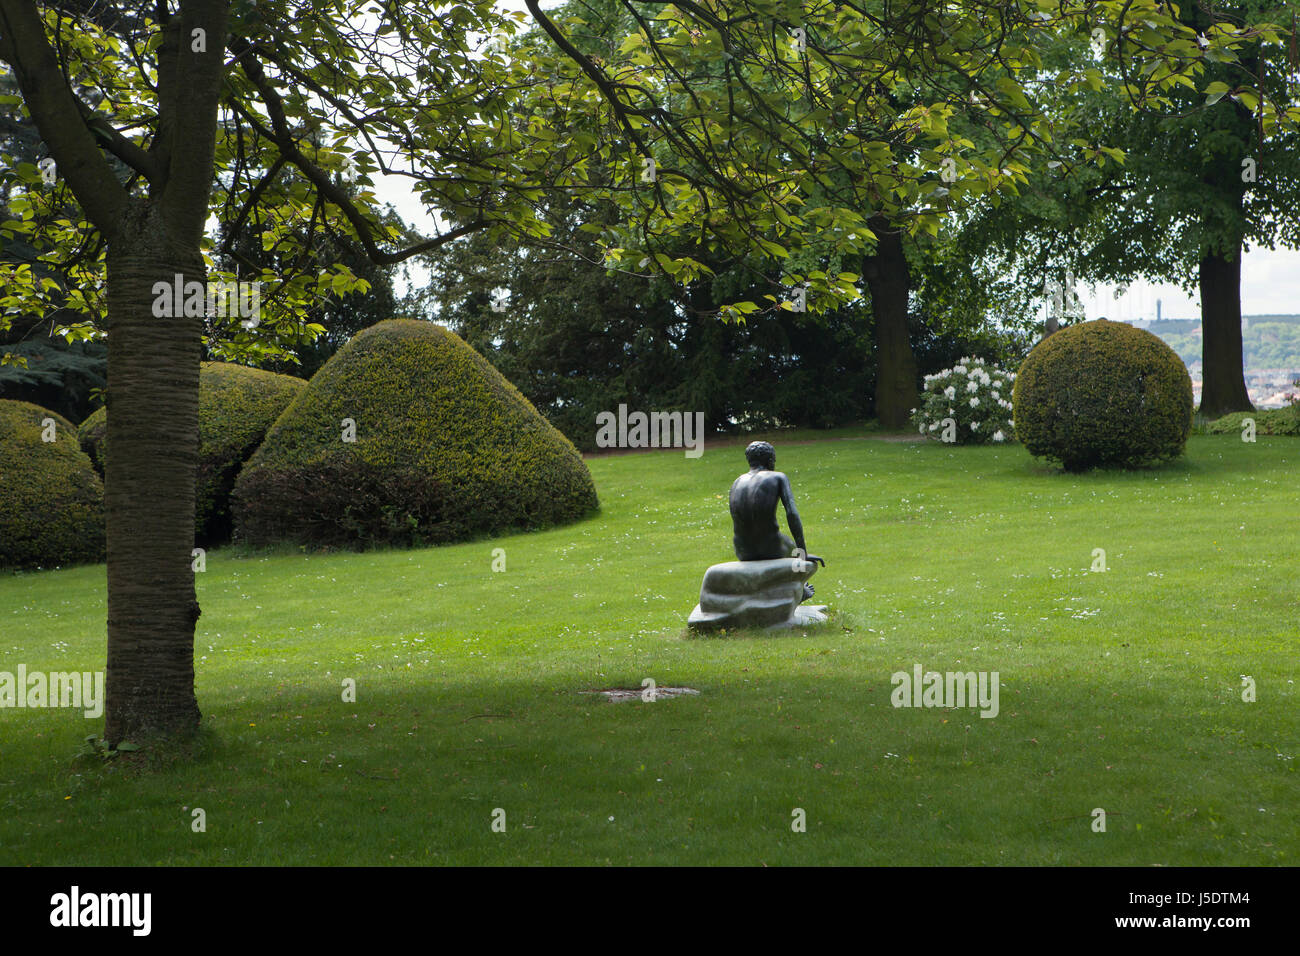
[{"left": 910, "top": 357, "right": 1016, "bottom": 445}]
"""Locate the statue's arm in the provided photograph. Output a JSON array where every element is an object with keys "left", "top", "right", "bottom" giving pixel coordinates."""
[
  {"left": 779, "top": 475, "right": 807, "bottom": 553},
  {"left": 780, "top": 474, "right": 825, "bottom": 566}
]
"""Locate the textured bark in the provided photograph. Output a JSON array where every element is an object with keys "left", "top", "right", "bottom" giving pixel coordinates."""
[
  {"left": 861, "top": 220, "right": 918, "bottom": 429},
  {"left": 1198, "top": 247, "right": 1253, "bottom": 419},
  {"left": 102, "top": 201, "right": 203, "bottom": 743}
]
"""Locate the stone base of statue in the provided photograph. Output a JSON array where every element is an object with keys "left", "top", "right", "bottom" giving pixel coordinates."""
[{"left": 688, "top": 556, "right": 829, "bottom": 631}]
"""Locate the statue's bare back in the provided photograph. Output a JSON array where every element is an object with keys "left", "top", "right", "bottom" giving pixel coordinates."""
[
  {"left": 730, "top": 469, "right": 799, "bottom": 561},
  {"left": 728, "top": 442, "right": 823, "bottom": 578}
]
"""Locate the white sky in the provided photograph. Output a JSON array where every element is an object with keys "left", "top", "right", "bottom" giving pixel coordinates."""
[{"left": 1086, "top": 248, "right": 1300, "bottom": 320}]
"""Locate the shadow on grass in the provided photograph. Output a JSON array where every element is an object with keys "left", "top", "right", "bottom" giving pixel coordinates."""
[{"left": 6, "top": 653, "right": 1295, "bottom": 866}]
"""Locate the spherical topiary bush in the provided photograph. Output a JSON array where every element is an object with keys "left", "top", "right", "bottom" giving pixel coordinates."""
[
  {"left": 232, "top": 319, "right": 599, "bottom": 549},
  {"left": 1, "top": 400, "right": 105, "bottom": 569},
  {"left": 77, "top": 362, "right": 305, "bottom": 545},
  {"left": 1012, "top": 319, "right": 1193, "bottom": 471}
]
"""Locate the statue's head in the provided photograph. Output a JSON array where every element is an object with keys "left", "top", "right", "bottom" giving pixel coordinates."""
[{"left": 744, "top": 441, "right": 776, "bottom": 470}]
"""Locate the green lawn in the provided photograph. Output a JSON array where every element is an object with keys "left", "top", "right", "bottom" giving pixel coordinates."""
[{"left": 1, "top": 434, "right": 1295, "bottom": 865}]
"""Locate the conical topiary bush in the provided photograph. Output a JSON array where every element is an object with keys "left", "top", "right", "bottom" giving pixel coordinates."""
[
  {"left": 232, "top": 319, "right": 598, "bottom": 548},
  {"left": 1, "top": 400, "right": 105, "bottom": 569}
]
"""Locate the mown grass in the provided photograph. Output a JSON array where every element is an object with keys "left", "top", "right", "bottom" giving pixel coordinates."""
[{"left": 1, "top": 434, "right": 1295, "bottom": 865}]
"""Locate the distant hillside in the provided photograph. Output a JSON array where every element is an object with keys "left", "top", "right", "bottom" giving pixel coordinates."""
[{"left": 1135, "top": 317, "right": 1300, "bottom": 371}]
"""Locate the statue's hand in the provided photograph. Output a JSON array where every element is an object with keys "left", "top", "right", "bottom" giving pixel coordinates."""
[{"left": 806, "top": 553, "right": 825, "bottom": 567}]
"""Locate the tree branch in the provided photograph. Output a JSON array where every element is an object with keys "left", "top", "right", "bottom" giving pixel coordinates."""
[{"left": 0, "top": 0, "right": 128, "bottom": 231}]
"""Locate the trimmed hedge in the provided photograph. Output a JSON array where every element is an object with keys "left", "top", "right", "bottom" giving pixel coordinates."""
[
  {"left": 1013, "top": 319, "right": 1193, "bottom": 471},
  {"left": 1, "top": 400, "right": 105, "bottom": 569},
  {"left": 1207, "top": 405, "right": 1300, "bottom": 437},
  {"left": 233, "top": 319, "right": 599, "bottom": 549},
  {"left": 78, "top": 362, "right": 305, "bottom": 544},
  {"left": 77, "top": 404, "right": 109, "bottom": 474}
]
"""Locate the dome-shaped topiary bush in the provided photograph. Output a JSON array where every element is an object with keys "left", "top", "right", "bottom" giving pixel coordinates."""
[
  {"left": 77, "top": 405, "right": 109, "bottom": 473},
  {"left": 78, "top": 362, "right": 305, "bottom": 544},
  {"left": 232, "top": 319, "right": 599, "bottom": 549},
  {"left": 1012, "top": 319, "right": 1193, "bottom": 471},
  {"left": 1, "top": 400, "right": 106, "bottom": 569}
]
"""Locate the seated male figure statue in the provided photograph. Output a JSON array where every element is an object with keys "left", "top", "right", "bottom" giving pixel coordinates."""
[{"left": 730, "top": 441, "right": 825, "bottom": 599}]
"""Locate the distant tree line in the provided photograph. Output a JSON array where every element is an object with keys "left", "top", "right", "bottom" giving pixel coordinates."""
[{"left": 1148, "top": 318, "right": 1300, "bottom": 370}]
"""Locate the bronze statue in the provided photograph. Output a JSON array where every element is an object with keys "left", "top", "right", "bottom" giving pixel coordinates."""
[
  {"left": 730, "top": 441, "right": 824, "bottom": 598},
  {"left": 688, "top": 441, "right": 830, "bottom": 630}
]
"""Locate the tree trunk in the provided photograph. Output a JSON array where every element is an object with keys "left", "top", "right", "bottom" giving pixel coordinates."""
[
  {"left": 103, "top": 201, "right": 203, "bottom": 743},
  {"left": 1198, "top": 246, "right": 1253, "bottom": 419},
  {"left": 861, "top": 220, "right": 918, "bottom": 429}
]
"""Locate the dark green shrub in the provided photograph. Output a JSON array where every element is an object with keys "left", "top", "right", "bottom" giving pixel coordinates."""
[
  {"left": 1, "top": 400, "right": 105, "bottom": 569},
  {"left": 231, "top": 460, "right": 449, "bottom": 549},
  {"left": 1207, "top": 405, "right": 1300, "bottom": 437},
  {"left": 194, "top": 363, "right": 305, "bottom": 544},
  {"left": 233, "top": 319, "right": 598, "bottom": 548},
  {"left": 77, "top": 362, "right": 305, "bottom": 544},
  {"left": 77, "top": 405, "right": 108, "bottom": 472},
  {"left": 1012, "top": 319, "right": 1193, "bottom": 471}
]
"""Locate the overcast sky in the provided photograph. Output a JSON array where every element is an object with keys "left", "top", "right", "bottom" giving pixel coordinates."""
[{"left": 1088, "top": 248, "right": 1300, "bottom": 320}]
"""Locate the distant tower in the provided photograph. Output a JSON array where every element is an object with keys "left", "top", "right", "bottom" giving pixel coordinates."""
[{"left": 1156, "top": 298, "right": 1161, "bottom": 323}]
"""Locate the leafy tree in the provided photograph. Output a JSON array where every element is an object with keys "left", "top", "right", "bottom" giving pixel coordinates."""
[
  {"left": 0, "top": 0, "right": 567, "bottom": 743},
  {"left": 1093, "top": 0, "right": 1300, "bottom": 417},
  {"left": 436, "top": 211, "right": 881, "bottom": 443},
  {"left": 958, "top": 4, "right": 1300, "bottom": 417},
  {"left": 213, "top": 185, "right": 406, "bottom": 380},
  {"left": 0, "top": 68, "right": 106, "bottom": 419},
  {"left": 523, "top": 1, "right": 1254, "bottom": 426}
]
